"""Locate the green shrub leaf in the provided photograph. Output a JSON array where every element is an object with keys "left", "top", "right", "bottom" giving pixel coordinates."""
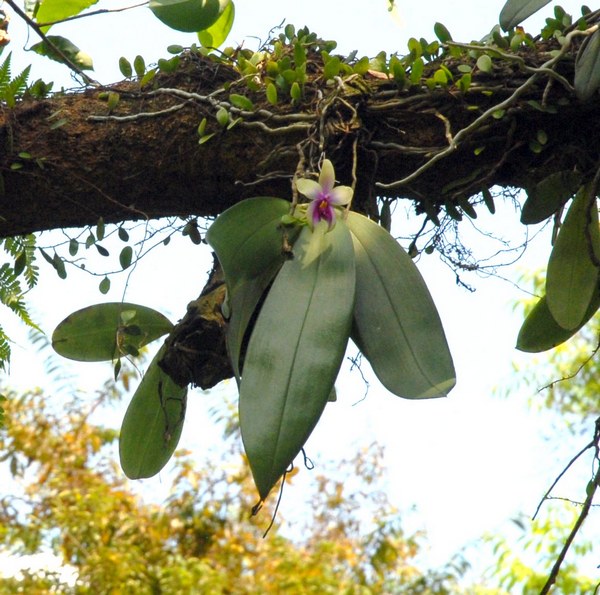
[
  {"left": 52, "top": 302, "right": 173, "bottom": 361},
  {"left": 149, "top": 0, "right": 230, "bottom": 33}
]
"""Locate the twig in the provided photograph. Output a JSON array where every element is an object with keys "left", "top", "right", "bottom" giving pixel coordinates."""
[
  {"left": 3, "top": 0, "right": 97, "bottom": 85},
  {"left": 538, "top": 417, "right": 600, "bottom": 594},
  {"left": 35, "top": 1, "right": 147, "bottom": 28}
]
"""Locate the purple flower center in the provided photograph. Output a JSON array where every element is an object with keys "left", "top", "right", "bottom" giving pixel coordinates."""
[{"left": 315, "top": 193, "right": 333, "bottom": 223}]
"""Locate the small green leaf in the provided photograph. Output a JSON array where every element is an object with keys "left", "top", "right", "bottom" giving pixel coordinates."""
[
  {"left": 52, "top": 302, "right": 173, "bottom": 362},
  {"left": 95, "top": 244, "right": 109, "bottom": 257},
  {"left": 500, "top": 0, "right": 552, "bottom": 30},
  {"left": 476, "top": 54, "right": 493, "bottom": 73},
  {"left": 120, "top": 345, "right": 187, "bottom": 479},
  {"left": 118, "top": 227, "right": 129, "bottom": 242},
  {"left": 482, "top": 187, "right": 496, "bottom": 214},
  {"left": 228, "top": 92, "right": 254, "bottom": 110},
  {"left": 119, "top": 56, "right": 133, "bottom": 78},
  {"left": 216, "top": 106, "right": 229, "bottom": 126},
  {"left": 434, "top": 22, "right": 452, "bottom": 43},
  {"left": 119, "top": 246, "right": 133, "bottom": 270},
  {"left": 266, "top": 82, "right": 278, "bottom": 105},
  {"left": 99, "top": 276, "right": 111, "bottom": 294},
  {"left": 347, "top": 212, "right": 455, "bottom": 399},
  {"left": 575, "top": 28, "right": 600, "bottom": 101},
  {"left": 53, "top": 253, "right": 67, "bottom": 279},
  {"left": 240, "top": 222, "right": 355, "bottom": 500},
  {"left": 546, "top": 187, "right": 600, "bottom": 330},
  {"left": 133, "top": 55, "right": 146, "bottom": 77},
  {"left": 96, "top": 217, "right": 105, "bottom": 241},
  {"left": 68, "top": 238, "right": 79, "bottom": 256}
]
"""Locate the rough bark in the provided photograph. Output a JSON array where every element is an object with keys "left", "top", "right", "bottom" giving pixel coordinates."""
[{"left": 0, "top": 43, "right": 598, "bottom": 239}]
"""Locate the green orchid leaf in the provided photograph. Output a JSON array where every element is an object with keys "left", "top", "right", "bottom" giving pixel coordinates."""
[
  {"left": 240, "top": 222, "right": 355, "bottom": 500},
  {"left": 546, "top": 187, "right": 600, "bottom": 330},
  {"left": 521, "top": 171, "right": 583, "bottom": 224},
  {"left": 499, "top": 0, "right": 551, "bottom": 31},
  {"left": 517, "top": 290, "right": 600, "bottom": 352},
  {"left": 52, "top": 302, "right": 173, "bottom": 362},
  {"left": 31, "top": 36, "right": 94, "bottom": 70},
  {"left": 575, "top": 28, "right": 600, "bottom": 101},
  {"left": 149, "top": 0, "right": 230, "bottom": 33},
  {"left": 120, "top": 345, "right": 187, "bottom": 479},
  {"left": 198, "top": 1, "right": 235, "bottom": 48},
  {"left": 206, "top": 197, "right": 296, "bottom": 377},
  {"left": 347, "top": 212, "right": 455, "bottom": 399}
]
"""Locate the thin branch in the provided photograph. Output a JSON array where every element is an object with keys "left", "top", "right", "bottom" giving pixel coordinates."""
[
  {"left": 35, "top": 1, "right": 148, "bottom": 28},
  {"left": 3, "top": 0, "right": 97, "bottom": 85}
]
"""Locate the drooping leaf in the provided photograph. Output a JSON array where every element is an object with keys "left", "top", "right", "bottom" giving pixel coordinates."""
[
  {"left": 516, "top": 290, "right": 600, "bottom": 352},
  {"left": 52, "top": 302, "right": 173, "bottom": 361},
  {"left": 575, "top": 28, "right": 600, "bottom": 101},
  {"left": 240, "top": 222, "right": 356, "bottom": 500},
  {"left": 198, "top": 1, "right": 235, "bottom": 48},
  {"left": 521, "top": 171, "right": 582, "bottom": 224},
  {"left": 499, "top": 0, "right": 551, "bottom": 30},
  {"left": 347, "top": 212, "right": 455, "bottom": 399},
  {"left": 149, "top": 0, "right": 230, "bottom": 33},
  {"left": 206, "top": 197, "right": 295, "bottom": 378},
  {"left": 120, "top": 345, "right": 187, "bottom": 479},
  {"left": 546, "top": 187, "right": 600, "bottom": 330},
  {"left": 35, "top": 0, "right": 99, "bottom": 31},
  {"left": 31, "top": 36, "right": 93, "bottom": 70}
]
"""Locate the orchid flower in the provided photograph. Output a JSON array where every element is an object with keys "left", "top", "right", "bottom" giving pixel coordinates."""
[{"left": 296, "top": 159, "right": 353, "bottom": 232}]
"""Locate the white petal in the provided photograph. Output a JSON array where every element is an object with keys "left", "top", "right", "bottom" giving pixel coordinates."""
[
  {"left": 319, "top": 159, "right": 335, "bottom": 192},
  {"left": 329, "top": 185, "right": 353, "bottom": 205},
  {"left": 296, "top": 178, "right": 322, "bottom": 200}
]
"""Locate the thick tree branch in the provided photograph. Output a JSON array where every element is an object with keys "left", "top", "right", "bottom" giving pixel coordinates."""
[{"left": 0, "top": 39, "right": 598, "bottom": 238}]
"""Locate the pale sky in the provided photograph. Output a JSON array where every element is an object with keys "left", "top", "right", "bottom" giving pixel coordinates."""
[{"left": 3, "top": 0, "right": 598, "bottom": 583}]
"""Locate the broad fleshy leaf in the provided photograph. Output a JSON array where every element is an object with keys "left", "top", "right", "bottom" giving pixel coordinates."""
[
  {"left": 149, "top": 0, "right": 230, "bottom": 33},
  {"left": 546, "top": 188, "right": 600, "bottom": 330},
  {"left": 52, "top": 302, "right": 173, "bottom": 362},
  {"left": 575, "top": 28, "right": 600, "bottom": 101},
  {"left": 520, "top": 171, "right": 582, "bottom": 224},
  {"left": 517, "top": 290, "right": 600, "bottom": 352},
  {"left": 240, "top": 222, "right": 355, "bottom": 500},
  {"left": 206, "top": 197, "right": 294, "bottom": 378},
  {"left": 347, "top": 212, "right": 455, "bottom": 399},
  {"left": 119, "top": 345, "right": 187, "bottom": 479},
  {"left": 35, "top": 0, "right": 99, "bottom": 31},
  {"left": 499, "top": 0, "right": 551, "bottom": 30},
  {"left": 198, "top": 1, "right": 235, "bottom": 48}
]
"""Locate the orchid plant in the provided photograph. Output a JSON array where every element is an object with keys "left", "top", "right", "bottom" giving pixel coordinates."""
[{"left": 51, "top": 158, "right": 456, "bottom": 503}]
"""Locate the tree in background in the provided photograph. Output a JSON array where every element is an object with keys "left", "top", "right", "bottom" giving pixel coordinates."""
[{"left": 0, "top": 371, "right": 468, "bottom": 593}]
